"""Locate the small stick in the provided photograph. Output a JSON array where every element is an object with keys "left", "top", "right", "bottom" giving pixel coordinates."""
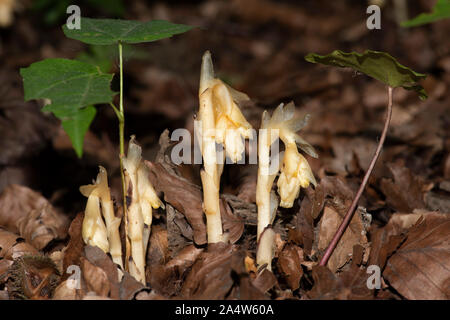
[{"left": 319, "top": 86, "right": 393, "bottom": 266}]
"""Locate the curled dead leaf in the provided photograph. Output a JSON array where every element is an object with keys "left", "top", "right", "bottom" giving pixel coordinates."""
[
  {"left": 181, "top": 243, "right": 235, "bottom": 299},
  {"left": 383, "top": 212, "right": 450, "bottom": 300},
  {"left": 0, "top": 228, "right": 38, "bottom": 260},
  {"left": 317, "top": 206, "right": 369, "bottom": 272},
  {"left": 0, "top": 184, "right": 69, "bottom": 250},
  {"left": 277, "top": 244, "right": 304, "bottom": 290},
  {"left": 380, "top": 161, "right": 428, "bottom": 212}
]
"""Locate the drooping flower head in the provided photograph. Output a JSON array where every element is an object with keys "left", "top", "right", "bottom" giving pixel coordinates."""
[
  {"left": 263, "top": 102, "right": 318, "bottom": 208},
  {"left": 198, "top": 51, "right": 253, "bottom": 163}
]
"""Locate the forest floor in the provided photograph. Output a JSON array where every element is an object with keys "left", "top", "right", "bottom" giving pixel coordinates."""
[{"left": 0, "top": 0, "right": 449, "bottom": 300}]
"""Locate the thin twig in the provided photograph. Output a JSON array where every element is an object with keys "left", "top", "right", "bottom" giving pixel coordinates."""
[
  {"left": 118, "top": 41, "right": 129, "bottom": 271},
  {"left": 319, "top": 86, "right": 394, "bottom": 266}
]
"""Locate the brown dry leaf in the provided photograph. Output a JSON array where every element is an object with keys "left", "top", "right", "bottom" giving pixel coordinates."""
[
  {"left": 317, "top": 206, "right": 369, "bottom": 272},
  {"left": 383, "top": 212, "right": 450, "bottom": 300},
  {"left": 296, "top": 185, "right": 325, "bottom": 255},
  {"left": 307, "top": 264, "right": 374, "bottom": 300},
  {"left": 80, "top": 257, "right": 110, "bottom": 298},
  {"left": 252, "top": 268, "right": 278, "bottom": 294},
  {"left": 147, "top": 225, "right": 169, "bottom": 267},
  {"left": 277, "top": 244, "right": 303, "bottom": 291},
  {"left": 181, "top": 243, "right": 235, "bottom": 299},
  {"left": 0, "top": 184, "right": 69, "bottom": 250},
  {"left": 220, "top": 198, "right": 244, "bottom": 244},
  {"left": 53, "top": 280, "right": 82, "bottom": 300},
  {"left": 119, "top": 272, "right": 146, "bottom": 300},
  {"left": 380, "top": 161, "right": 428, "bottom": 212},
  {"left": 148, "top": 244, "right": 203, "bottom": 297},
  {"left": 83, "top": 245, "right": 120, "bottom": 299},
  {"left": 147, "top": 161, "right": 206, "bottom": 246},
  {"left": 62, "top": 212, "right": 85, "bottom": 279},
  {"left": 0, "top": 228, "right": 38, "bottom": 260}
]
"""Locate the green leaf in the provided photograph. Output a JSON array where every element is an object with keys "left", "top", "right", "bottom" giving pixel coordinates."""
[
  {"left": 305, "top": 50, "right": 427, "bottom": 100},
  {"left": 59, "top": 106, "right": 97, "bottom": 158},
  {"left": 62, "top": 17, "right": 194, "bottom": 45},
  {"left": 21, "top": 58, "right": 115, "bottom": 108},
  {"left": 21, "top": 58, "right": 115, "bottom": 157},
  {"left": 401, "top": 0, "right": 450, "bottom": 27}
]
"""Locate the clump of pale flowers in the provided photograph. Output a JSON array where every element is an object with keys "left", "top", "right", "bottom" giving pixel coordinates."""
[{"left": 256, "top": 101, "right": 317, "bottom": 270}]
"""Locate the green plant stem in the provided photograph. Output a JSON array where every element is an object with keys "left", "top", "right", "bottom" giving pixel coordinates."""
[
  {"left": 118, "top": 41, "right": 129, "bottom": 270},
  {"left": 319, "top": 86, "right": 393, "bottom": 267}
]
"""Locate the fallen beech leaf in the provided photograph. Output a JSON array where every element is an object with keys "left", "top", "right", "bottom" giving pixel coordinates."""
[
  {"left": 80, "top": 257, "right": 110, "bottom": 297},
  {"left": 147, "top": 161, "right": 206, "bottom": 246},
  {"left": 252, "top": 268, "right": 278, "bottom": 294},
  {"left": 119, "top": 272, "right": 146, "bottom": 300},
  {"left": 147, "top": 225, "right": 169, "bottom": 267},
  {"left": 317, "top": 206, "right": 369, "bottom": 272},
  {"left": 53, "top": 280, "right": 82, "bottom": 300},
  {"left": 0, "top": 184, "right": 69, "bottom": 250},
  {"left": 181, "top": 243, "right": 235, "bottom": 299},
  {"left": 83, "top": 245, "right": 120, "bottom": 299},
  {"left": 383, "top": 212, "right": 450, "bottom": 300},
  {"left": 0, "top": 228, "right": 38, "bottom": 260},
  {"left": 380, "top": 161, "right": 427, "bottom": 212},
  {"left": 62, "top": 212, "right": 85, "bottom": 278},
  {"left": 308, "top": 264, "right": 374, "bottom": 300},
  {"left": 148, "top": 244, "right": 203, "bottom": 297},
  {"left": 220, "top": 198, "right": 244, "bottom": 244},
  {"left": 277, "top": 244, "right": 303, "bottom": 290}
]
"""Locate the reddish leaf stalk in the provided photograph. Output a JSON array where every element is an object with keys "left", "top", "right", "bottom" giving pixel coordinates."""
[{"left": 319, "top": 86, "right": 393, "bottom": 266}]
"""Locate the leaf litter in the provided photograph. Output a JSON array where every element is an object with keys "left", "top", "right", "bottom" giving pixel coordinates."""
[{"left": 1, "top": 0, "right": 449, "bottom": 300}]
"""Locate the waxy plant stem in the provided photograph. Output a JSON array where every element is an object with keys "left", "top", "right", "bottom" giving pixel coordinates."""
[{"left": 319, "top": 86, "right": 393, "bottom": 266}]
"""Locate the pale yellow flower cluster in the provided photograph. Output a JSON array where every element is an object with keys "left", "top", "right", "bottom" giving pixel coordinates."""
[
  {"left": 262, "top": 102, "right": 317, "bottom": 208},
  {"left": 80, "top": 166, "right": 122, "bottom": 268},
  {"left": 198, "top": 51, "right": 254, "bottom": 243},
  {"left": 199, "top": 51, "right": 253, "bottom": 163}
]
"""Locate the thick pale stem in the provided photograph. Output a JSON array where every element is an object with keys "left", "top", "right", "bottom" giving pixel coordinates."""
[
  {"left": 319, "top": 86, "right": 394, "bottom": 266},
  {"left": 97, "top": 167, "right": 123, "bottom": 269},
  {"left": 256, "top": 129, "right": 271, "bottom": 241},
  {"left": 199, "top": 88, "right": 223, "bottom": 243},
  {"left": 256, "top": 128, "right": 279, "bottom": 270}
]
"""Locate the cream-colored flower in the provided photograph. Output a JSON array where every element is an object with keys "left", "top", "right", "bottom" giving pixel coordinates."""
[
  {"left": 199, "top": 51, "right": 253, "bottom": 163},
  {"left": 198, "top": 51, "right": 253, "bottom": 243},
  {"left": 278, "top": 144, "right": 316, "bottom": 207},
  {"left": 256, "top": 101, "right": 317, "bottom": 270},
  {"left": 262, "top": 102, "right": 317, "bottom": 208}
]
